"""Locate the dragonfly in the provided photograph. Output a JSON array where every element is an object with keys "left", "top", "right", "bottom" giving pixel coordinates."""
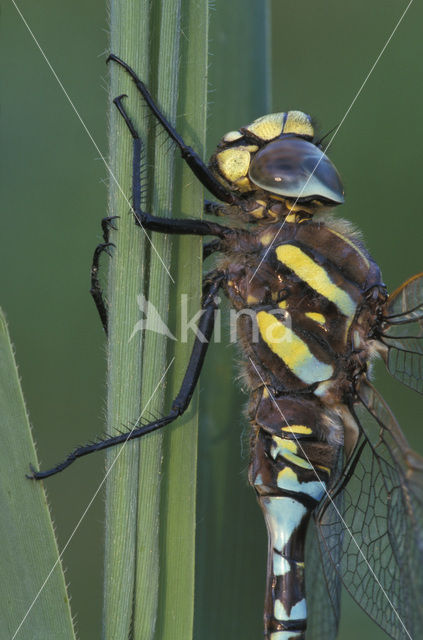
[{"left": 30, "top": 55, "right": 423, "bottom": 640}]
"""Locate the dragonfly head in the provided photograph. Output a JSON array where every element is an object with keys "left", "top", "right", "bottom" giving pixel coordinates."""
[{"left": 210, "top": 111, "right": 344, "bottom": 218}]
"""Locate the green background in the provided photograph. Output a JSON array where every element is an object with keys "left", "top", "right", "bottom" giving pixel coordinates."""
[{"left": 1, "top": 1, "right": 422, "bottom": 638}]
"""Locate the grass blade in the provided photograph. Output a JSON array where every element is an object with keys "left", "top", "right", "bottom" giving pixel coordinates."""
[
  {"left": 105, "top": 1, "right": 207, "bottom": 639},
  {"left": 0, "top": 309, "right": 76, "bottom": 640}
]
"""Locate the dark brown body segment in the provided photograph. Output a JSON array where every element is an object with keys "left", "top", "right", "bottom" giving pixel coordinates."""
[{"left": 216, "top": 216, "right": 386, "bottom": 638}]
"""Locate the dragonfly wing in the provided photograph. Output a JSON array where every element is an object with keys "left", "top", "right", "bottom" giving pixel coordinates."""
[
  {"left": 314, "top": 380, "right": 423, "bottom": 639},
  {"left": 305, "top": 489, "right": 343, "bottom": 640},
  {"left": 381, "top": 272, "right": 423, "bottom": 393}
]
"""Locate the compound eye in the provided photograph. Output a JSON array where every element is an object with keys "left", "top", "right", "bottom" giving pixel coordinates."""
[{"left": 248, "top": 137, "right": 344, "bottom": 204}]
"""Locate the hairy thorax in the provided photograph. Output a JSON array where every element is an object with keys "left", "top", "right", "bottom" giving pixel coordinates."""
[{"left": 217, "top": 215, "right": 387, "bottom": 407}]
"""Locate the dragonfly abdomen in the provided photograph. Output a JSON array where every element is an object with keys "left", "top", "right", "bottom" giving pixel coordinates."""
[{"left": 249, "top": 393, "right": 341, "bottom": 639}]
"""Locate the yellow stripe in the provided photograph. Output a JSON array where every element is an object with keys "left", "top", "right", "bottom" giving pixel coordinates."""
[
  {"left": 305, "top": 312, "right": 325, "bottom": 325},
  {"left": 282, "top": 424, "right": 312, "bottom": 435},
  {"left": 316, "top": 464, "right": 331, "bottom": 474},
  {"left": 276, "top": 244, "right": 356, "bottom": 318},
  {"left": 272, "top": 436, "right": 297, "bottom": 454},
  {"left": 282, "top": 451, "right": 314, "bottom": 470},
  {"left": 326, "top": 227, "right": 369, "bottom": 269},
  {"left": 271, "top": 436, "right": 313, "bottom": 470},
  {"left": 257, "top": 311, "right": 334, "bottom": 384}
]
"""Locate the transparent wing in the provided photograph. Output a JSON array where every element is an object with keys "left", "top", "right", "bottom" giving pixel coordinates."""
[
  {"left": 381, "top": 272, "right": 423, "bottom": 393},
  {"left": 314, "top": 380, "right": 423, "bottom": 639},
  {"left": 305, "top": 487, "right": 343, "bottom": 640}
]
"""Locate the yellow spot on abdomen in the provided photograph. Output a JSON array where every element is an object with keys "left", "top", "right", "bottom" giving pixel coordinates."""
[
  {"left": 316, "top": 464, "right": 331, "bottom": 474},
  {"left": 271, "top": 436, "right": 314, "bottom": 470},
  {"left": 276, "top": 244, "right": 356, "bottom": 319},
  {"left": 257, "top": 311, "right": 334, "bottom": 384},
  {"left": 278, "top": 467, "right": 298, "bottom": 482},
  {"left": 283, "top": 451, "right": 314, "bottom": 469}
]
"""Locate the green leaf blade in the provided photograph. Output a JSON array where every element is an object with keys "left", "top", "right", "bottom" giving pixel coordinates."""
[{"left": 0, "top": 309, "right": 76, "bottom": 640}]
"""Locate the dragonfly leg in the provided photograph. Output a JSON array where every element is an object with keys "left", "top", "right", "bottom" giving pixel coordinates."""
[
  {"left": 204, "top": 200, "right": 228, "bottom": 217},
  {"left": 28, "top": 273, "right": 224, "bottom": 480},
  {"left": 108, "top": 54, "right": 239, "bottom": 206},
  {"left": 90, "top": 216, "right": 119, "bottom": 334},
  {"left": 112, "top": 94, "right": 236, "bottom": 239}
]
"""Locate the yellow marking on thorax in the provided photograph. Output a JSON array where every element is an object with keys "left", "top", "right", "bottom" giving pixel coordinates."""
[
  {"left": 260, "top": 232, "right": 274, "bottom": 246},
  {"left": 249, "top": 199, "right": 267, "bottom": 219},
  {"left": 257, "top": 311, "right": 334, "bottom": 384},
  {"left": 305, "top": 312, "right": 326, "bottom": 325},
  {"left": 278, "top": 300, "right": 288, "bottom": 309},
  {"left": 327, "top": 227, "right": 369, "bottom": 269},
  {"left": 250, "top": 207, "right": 265, "bottom": 219},
  {"left": 281, "top": 424, "right": 312, "bottom": 435},
  {"left": 285, "top": 212, "right": 297, "bottom": 222},
  {"left": 276, "top": 244, "right": 356, "bottom": 319},
  {"left": 234, "top": 176, "right": 252, "bottom": 191},
  {"left": 247, "top": 294, "right": 259, "bottom": 305}
]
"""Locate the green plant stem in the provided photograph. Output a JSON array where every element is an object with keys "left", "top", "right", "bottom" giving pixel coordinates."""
[
  {"left": 105, "top": 1, "right": 207, "bottom": 639},
  {"left": 132, "top": 1, "right": 182, "bottom": 639},
  {"left": 155, "top": 1, "right": 208, "bottom": 638},
  {"left": 104, "top": 2, "right": 149, "bottom": 638}
]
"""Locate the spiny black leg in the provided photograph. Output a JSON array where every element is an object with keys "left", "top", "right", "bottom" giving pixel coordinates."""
[
  {"left": 113, "top": 94, "right": 237, "bottom": 240},
  {"left": 90, "top": 216, "right": 119, "bottom": 334},
  {"left": 28, "top": 273, "right": 225, "bottom": 479},
  {"left": 101, "top": 215, "right": 119, "bottom": 242},
  {"left": 108, "top": 54, "right": 240, "bottom": 206}
]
